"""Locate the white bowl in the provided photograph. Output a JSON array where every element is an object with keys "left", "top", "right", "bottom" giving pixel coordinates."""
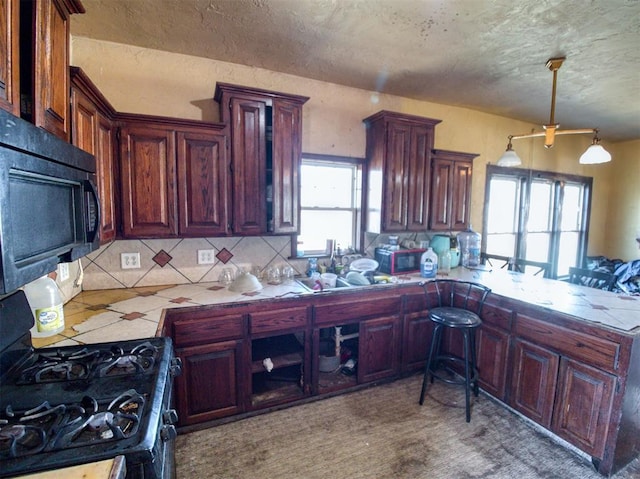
[
  {"left": 349, "top": 258, "right": 379, "bottom": 272},
  {"left": 228, "top": 272, "right": 263, "bottom": 293}
]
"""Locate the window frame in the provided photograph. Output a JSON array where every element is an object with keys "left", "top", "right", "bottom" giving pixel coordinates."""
[
  {"left": 291, "top": 153, "right": 364, "bottom": 258},
  {"left": 482, "top": 164, "right": 593, "bottom": 278}
]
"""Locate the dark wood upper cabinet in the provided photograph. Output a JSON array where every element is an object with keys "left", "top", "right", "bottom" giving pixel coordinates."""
[
  {"left": 119, "top": 122, "right": 178, "bottom": 238},
  {"left": 2, "top": 0, "right": 83, "bottom": 138},
  {"left": 363, "top": 110, "right": 441, "bottom": 234},
  {"left": 118, "top": 114, "right": 229, "bottom": 239},
  {"left": 31, "top": 0, "right": 84, "bottom": 140},
  {"left": 0, "top": 0, "right": 20, "bottom": 116},
  {"left": 70, "top": 67, "right": 117, "bottom": 244},
  {"left": 429, "top": 149, "right": 477, "bottom": 231},
  {"left": 177, "top": 130, "right": 229, "bottom": 236},
  {"left": 215, "top": 83, "right": 308, "bottom": 235}
]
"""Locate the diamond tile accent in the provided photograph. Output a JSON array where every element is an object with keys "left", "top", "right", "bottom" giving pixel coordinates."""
[
  {"left": 207, "top": 285, "right": 225, "bottom": 291},
  {"left": 153, "top": 250, "right": 173, "bottom": 267},
  {"left": 170, "top": 297, "right": 191, "bottom": 304},
  {"left": 242, "top": 291, "right": 261, "bottom": 297},
  {"left": 590, "top": 304, "right": 609, "bottom": 310},
  {"left": 216, "top": 248, "right": 234, "bottom": 264},
  {"left": 122, "top": 312, "right": 145, "bottom": 320}
]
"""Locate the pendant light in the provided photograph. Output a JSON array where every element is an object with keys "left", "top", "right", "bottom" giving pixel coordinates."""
[{"left": 497, "top": 57, "right": 612, "bottom": 166}]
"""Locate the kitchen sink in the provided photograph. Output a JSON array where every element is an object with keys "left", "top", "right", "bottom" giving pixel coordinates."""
[{"left": 295, "top": 276, "right": 356, "bottom": 292}]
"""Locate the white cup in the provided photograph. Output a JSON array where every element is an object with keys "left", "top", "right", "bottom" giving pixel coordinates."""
[{"left": 320, "top": 273, "right": 337, "bottom": 288}]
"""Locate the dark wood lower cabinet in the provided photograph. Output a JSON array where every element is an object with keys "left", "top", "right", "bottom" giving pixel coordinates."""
[
  {"left": 175, "top": 340, "right": 245, "bottom": 426},
  {"left": 510, "top": 338, "right": 559, "bottom": 428},
  {"left": 552, "top": 358, "right": 616, "bottom": 457},
  {"left": 162, "top": 284, "right": 640, "bottom": 476},
  {"left": 358, "top": 315, "right": 400, "bottom": 383},
  {"left": 476, "top": 323, "right": 509, "bottom": 399}
]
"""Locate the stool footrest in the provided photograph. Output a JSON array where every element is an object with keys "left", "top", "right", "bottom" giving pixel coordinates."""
[{"left": 429, "top": 354, "right": 478, "bottom": 385}]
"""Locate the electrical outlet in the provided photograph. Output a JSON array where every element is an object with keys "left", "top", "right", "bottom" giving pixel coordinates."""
[
  {"left": 59, "top": 263, "right": 70, "bottom": 282},
  {"left": 197, "top": 249, "right": 216, "bottom": 265},
  {"left": 121, "top": 252, "right": 141, "bottom": 269}
]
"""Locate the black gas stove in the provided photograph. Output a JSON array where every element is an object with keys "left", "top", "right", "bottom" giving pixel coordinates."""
[{"left": 0, "top": 290, "right": 181, "bottom": 478}]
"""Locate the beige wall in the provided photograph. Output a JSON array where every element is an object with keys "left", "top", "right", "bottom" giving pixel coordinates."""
[{"left": 71, "top": 37, "right": 638, "bottom": 261}]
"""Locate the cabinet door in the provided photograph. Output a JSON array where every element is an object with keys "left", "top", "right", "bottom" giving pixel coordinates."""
[
  {"left": 229, "top": 97, "right": 267, "bottom": 234},
  {"left": 177, "top": 130, "right": 229, "bottom": 236},
  {"left": 510, "top": 339, "right": 559, "bottom": 427},
  {"left": 271, "top": 98, "right": 302, "bottom": 233},
  {"left": 120, "top": 125, "right": 178, "bottom": 237},
  {"left": 476, "top": 323, "right": 510, "bottom": 399},
  {"left": 429, "top": 157, "right": 453, "bottom": 231},
  {"left": 429, "top": 150, "right": 476, "bottom": 231},
  {"left": 450, "top": 160, "right": 472, "bottom": 230},
  {"left": 552, "top": 358, "right": 616, "bottom": 457},
  {"left": 33, "top": 0, "right": 73, "bottom": 140},
  {"left": 382, "top": 121, "right": 411, "bottom": 232},
  {"left": 401, "top": 310, "right": 435, "bottom": 373},
  {"left": 96, "top": 114, "right": 117, "bottom": 243},
  {"left": 70, "top": 88, "right": 117, "bottom": 244},
  {"left": 175, "top": 340, "right": 245, "bottom": 425},
  {"left": 0, "top": 0, "right": 19, "bottom": 115},
  {"left": 358, "top": 315, "right": 400, "bottom": 383},
  {"left": 406, "top": 125, "right": 432, "bottom": 230}
]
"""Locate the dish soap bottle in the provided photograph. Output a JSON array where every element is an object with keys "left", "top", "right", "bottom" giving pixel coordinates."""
[
  {"left": 23, "top": 276, "right": 65, "bottom": 337},
  {"left": 420, "top": 247, "right": 438, "bottom": 278}
]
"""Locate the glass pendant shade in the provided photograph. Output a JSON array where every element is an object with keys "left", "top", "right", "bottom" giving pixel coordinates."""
[
  {"left": 497, "top": 148, "right": 522, "bottom": 167},
  {"left": 579, "top": 144, "right": 612, "bottom": 164}
]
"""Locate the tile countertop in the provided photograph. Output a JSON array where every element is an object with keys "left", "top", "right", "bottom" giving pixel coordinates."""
[{"left": 32, "top": 267, "right": 640, "bottom": 349}]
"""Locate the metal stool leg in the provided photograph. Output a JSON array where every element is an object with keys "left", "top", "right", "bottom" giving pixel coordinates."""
[
  {"left": 463, "top": 329, "right": 472, "bottom": 423},
  {"left": 420, "top": 324, "right": 441, "bottom": 405},
  {"left": 470, "top": 329, "right": 479, "bottom": 397}
]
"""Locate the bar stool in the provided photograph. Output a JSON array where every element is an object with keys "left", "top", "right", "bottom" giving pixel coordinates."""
[{"left": 419, "top": 280, "right": 491, "bottom": 422}]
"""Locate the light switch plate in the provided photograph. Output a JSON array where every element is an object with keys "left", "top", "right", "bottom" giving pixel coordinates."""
[
  {"left": 198, "top": 249, "right": 216, "bottom": 265},
  {"left": 121, "top": 252, "right": 141, "bottom": 269}
]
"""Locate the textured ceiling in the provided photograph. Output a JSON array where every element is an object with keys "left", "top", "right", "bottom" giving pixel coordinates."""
[{"left": 71, "top": 0, "right": 640, "bottom": 142}]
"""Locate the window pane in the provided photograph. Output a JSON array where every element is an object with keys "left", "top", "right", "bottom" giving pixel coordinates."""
[
  {"left": 558, "top": 232, "right": 580, "bottom": 276},
  {"left": 301, "top": 164, "right": 354, "bottom": 208},
  {"left": 299, "top": 210, "right": 354, "bottom": 252},
  {"left": 560, "top": 184, "right": 583, "bottom": 230},
  {"left": 525, "top": 232, "right": 550, "bottom": 262},
  {"left": 485, "top": 233, "right": 515, "bottom": 256},
  {"left": 486, "top": 179, "right": 518, "bottom": 233},
  {"left": 528, "top": 181, "right": 552, "bottom": 231}
]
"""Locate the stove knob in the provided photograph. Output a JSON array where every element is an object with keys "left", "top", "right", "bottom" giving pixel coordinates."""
[
  {"left": 163, "top": 409, "right": 179, "bottom": 425},
  {"left": 161, "top": 424, "right": 178, "bottom": 441}
]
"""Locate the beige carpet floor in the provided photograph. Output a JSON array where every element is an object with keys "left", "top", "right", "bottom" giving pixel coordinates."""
[{"left": 175, "top": 374, "right": 640, "bottom": 479}]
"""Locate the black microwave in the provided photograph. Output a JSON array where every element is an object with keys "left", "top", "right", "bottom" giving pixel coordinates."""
[
  {"left": 375, "top": 247, "right": 426, "bottom": 274},
  {"left": 0, "top": 110, "right": 100, "bottom": 294}
]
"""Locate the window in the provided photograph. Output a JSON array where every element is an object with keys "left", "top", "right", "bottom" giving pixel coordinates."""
[
  {"left": 483, "top": 165, "right": 592, "bottom": 278},
  {"left": 296, "top": 154, "right": 363, "bottom": 256}
]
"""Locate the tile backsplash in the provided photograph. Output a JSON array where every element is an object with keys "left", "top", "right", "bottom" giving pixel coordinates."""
[
  {"left": 80, "top": 236, "right": 309, "bottom": 290},
  {"left": 77, "top": 232, "right": 447, "bottom": 291}
]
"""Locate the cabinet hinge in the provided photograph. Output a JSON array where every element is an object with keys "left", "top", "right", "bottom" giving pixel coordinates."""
[{"left": 615, "top": 379, "right": 621, "bottom": 394}]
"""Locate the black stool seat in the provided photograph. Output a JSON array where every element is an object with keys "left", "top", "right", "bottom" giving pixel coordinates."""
[
  {"left": 429, "top": 307, "right": 482, "bottom": 328},
  {"left": 419, "top": 280, "right": 491, "bottom": 423}
]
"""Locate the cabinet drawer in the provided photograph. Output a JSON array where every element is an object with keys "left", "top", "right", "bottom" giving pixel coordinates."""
[
  {"left": 514, "top": 315, "right": 620, "bottom": 372},
  {"left": 314, "top": 295, "right": 402, "bottom": 326},
  {"left": 481, "top": 298, "right": 513, "bottom": 331},
  {"left": 250, "top": 307, "right": 308, "bottom": 334},
  {"left": 172, "top": 314, "right": 245, "bottom": 347}
]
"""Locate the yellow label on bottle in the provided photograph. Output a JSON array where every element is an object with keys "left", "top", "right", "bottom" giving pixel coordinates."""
[{"left": 35, "top": 304, "right": 64, "bottom": 332}]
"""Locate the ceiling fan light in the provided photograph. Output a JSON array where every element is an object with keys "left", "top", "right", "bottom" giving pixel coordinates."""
[
  {"left": 579, "top": 143, "right": 612, "bottom": 164},
  {"left": 497, "top": 147, "right": 522, "bottom": 167}
]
